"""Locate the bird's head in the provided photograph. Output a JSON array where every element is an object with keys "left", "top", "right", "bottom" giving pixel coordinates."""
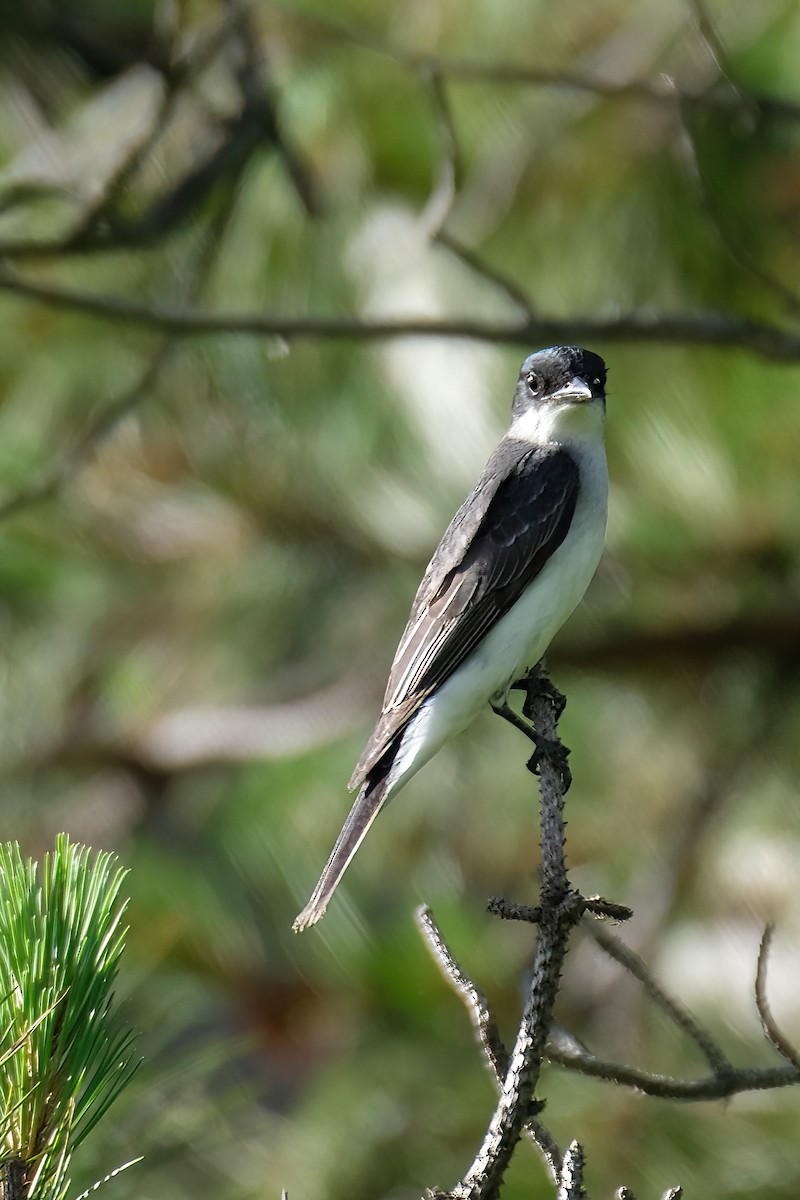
[{"left": 511, "top": 346, "right": 607, "bottom": 443}]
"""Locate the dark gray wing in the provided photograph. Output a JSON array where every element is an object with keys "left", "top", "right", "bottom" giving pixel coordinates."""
[{"left": 349, "top": 441, "right": 579, "bottom": 788}]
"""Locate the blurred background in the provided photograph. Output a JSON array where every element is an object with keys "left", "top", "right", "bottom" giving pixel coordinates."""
[{"left": 1, "top": 0, "right": 800, "bottom": 1196}]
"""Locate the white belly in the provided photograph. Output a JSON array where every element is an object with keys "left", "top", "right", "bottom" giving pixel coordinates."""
[{"left": 388, "top": 454, "right": 607, "bottom": 794}]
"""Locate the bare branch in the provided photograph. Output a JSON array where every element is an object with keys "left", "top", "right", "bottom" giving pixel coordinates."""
[
  {"left": 416, "top": 905, "right": 562, "bottom": 1185},
  {"left": 2, "top": 270, "right": 800, "bottom": 359},
  {"left": 755, "top": 924, "right": 800, "bottom": 1070},
  {"left": 546, "top": 1043, "right": 800, "bottom": 1101},
  {"left": 543, "top": 921, "right": 800, "bottom": 1102},
  {"left": 587, "top": 924, "right": 731, "bottom": 1078},
  {"left": 452, "top": 670, "right": 584, "bottom": 1200},
  {"left": 557, "top": 610, "right": 800, "bottom": 674},
  {"left": 0, "top": 20, "right": 210, "bottom": 260},
  {"left": 0, "top": 79, "right": 263, "bottom": 523},
  {"left": 524, "top": 1122, "right": 563, "bottom": 1191},
  {"left": 487, "top": 897, "right": 542, "bottom": 924},
  {"left": 417, "top": 669, "right": 800, "bottom": 1198},
  {"left": 420, "top": 667, "right": 800, "bottom": 1194},
  {"left": 416, "top": 906, "right": 507, "bottom": 1079},
  {"left": 223, "top": 0, "right": 321, "bottom": 219},
  {"left": 556, "top": 1141, "right": 584, "bottom": 1200},
  {"left": 8, "top": 671, "right": 367, "bottom": 780},
  {"left": 419, "top": 58, "right": 540, "bottom": 333}
]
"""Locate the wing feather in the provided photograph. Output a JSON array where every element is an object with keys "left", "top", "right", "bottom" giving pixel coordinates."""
[{"left": 349, "top": 441, "right": 579, "bottom": 789}]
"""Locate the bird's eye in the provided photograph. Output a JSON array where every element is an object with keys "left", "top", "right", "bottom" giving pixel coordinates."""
[
  {"left": 593, "top": 378, "right": 602, "bottom": 387},
  {"left": 526, "top": 372, "right": 542, "bottom": 393}
]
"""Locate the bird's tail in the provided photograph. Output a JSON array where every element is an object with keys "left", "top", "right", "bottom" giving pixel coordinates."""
[{"left": 292, "top": 770, "right": 391, "bottom": 932}]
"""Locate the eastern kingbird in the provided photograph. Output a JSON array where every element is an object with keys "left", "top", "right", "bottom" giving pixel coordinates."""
[{"left": 293, "top": 345, "right": 608, "bottom": 931}]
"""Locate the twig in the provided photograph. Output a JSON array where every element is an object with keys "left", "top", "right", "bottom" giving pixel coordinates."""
[
  {"left": 0, "top": 13, "right": 236, "bottom": 261},
  {"left": 415, "top": 683, "right": 800, "bottom": 1198},
  {"left": 686, "top": 0, "right": 746, "bottom": 107},
  {"left": 546, "top": 1043, "right": 800, "bottom": 1100},
  {"left": 556, "top": 1141, "right": 584, "bottom": 1200},
  {"left": 0, "top": 345, "right": 170, "bottom": 523},
  {"left": 0, "top": 128, "right": 248, "bottom": 524},
  {"left": 262, "top": 4, "right": 800, "bottom": 120},
  {"left": 0, "top": 1, "right": 319, "bottom": 260},
  {"left": 548, "top": 923, "right": 800, "bottom": 1101},
  {"left": 755, "top": 924, "right": 800, "bottom": 1070},
  {"left": 676, "top": 103, "right": 800, "bottom": 317},
  {"left": 587, "top": 923, "right": 731, "bottom": 1078},
  {"left": 420, "top": 64, "right": 460, "bottom": 237},
  {"left": 417, "top": 906, "right": 507, "bottom": 1078},
  {"left": 487, "top": 897, "right": 542, "bottom": 924},
  {"left": 420, "top": 55, "right": 538, "bottom": 339},
  {"left": 223, "top": 0, "right": 321, "bottom": 219},
  {"left": 434, "top": 231, "right": 536, "bottom": 319},
  {"left": 624, "top": 670, "right": 783, "bottom": 969},
  {"left": 416, "top": 905, "right": 562, "bottom": 1185},
  {"left": 3, "top": 270, "right": 800, "bottom": 359}
]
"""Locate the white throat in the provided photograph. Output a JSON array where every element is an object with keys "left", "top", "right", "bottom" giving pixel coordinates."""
[{"left": 510, "top": 398, "right": 605, "bottom": 449}]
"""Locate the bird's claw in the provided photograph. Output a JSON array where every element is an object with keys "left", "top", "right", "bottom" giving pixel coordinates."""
[{"left": 527, "top": 735, "right": 572, "bottom": 793}]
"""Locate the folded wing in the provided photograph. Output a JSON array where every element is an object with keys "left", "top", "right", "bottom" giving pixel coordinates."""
[{"left": 349, "top": 441, "right": 579, "bottom": 789}]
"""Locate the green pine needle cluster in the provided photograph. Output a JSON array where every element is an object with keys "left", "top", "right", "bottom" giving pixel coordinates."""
[{"left": 0, "top": 836, "right": 139, "bottom": 1200}]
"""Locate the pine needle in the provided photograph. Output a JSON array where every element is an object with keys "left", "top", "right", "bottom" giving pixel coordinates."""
[{"left": 0, "top": 836, "right": 139, "bottom": 1200}]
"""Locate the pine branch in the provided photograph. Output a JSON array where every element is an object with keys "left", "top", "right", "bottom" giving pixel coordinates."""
[{"left": 0, "top": 837, "right": 139, "bottom": 1200}]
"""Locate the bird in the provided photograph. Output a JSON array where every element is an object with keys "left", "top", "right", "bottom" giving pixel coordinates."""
[{"left": 293, "top": 345, "right": 608, "bottom": 931}]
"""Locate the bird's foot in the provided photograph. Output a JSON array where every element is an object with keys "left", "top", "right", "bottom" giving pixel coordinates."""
[
  {"left": 512, "top": 670, "right": 567, "bottom": 721},
  {"left": 490, "top": 698, "right": 539, "bottom": 745},
  {"left": 491, "top": 698, "right": 572, "bottom": 791},
  {"left": 527, "top": 734, "right": 572, "bottom": 793},
  {"left": 534, "top": 675, "right": 567, "bottom": 720}
]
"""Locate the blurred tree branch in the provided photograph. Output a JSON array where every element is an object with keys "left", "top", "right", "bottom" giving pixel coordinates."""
[
  {"left": 2, "top": 269, "right": 800, "bottom": 359},
  {"left": 687, "top": 0, "right": 746, "bottom": 108},
  {"left": 0, "top": 19, "right": 270, "bottom": 526},
  {"left": 0, "top": 0, "right": 318, "bottom": 261},
  {"left": 559, "top": 611, "right": 800, "bottom": 673},
  {"left": 25, "top": 671, "right": 366, "bottom": 778},
  {"left": 0, "top": 344, "right": 170, "bottom": 523},
  {"left": 1, "top": 612, "right": 797, "bottom": 781},
  {"left": 262, "top": 3, "right": 800, "bottom": 121},
  {"left": 2, "top": 1, "right": 799, "bottom": 363}
]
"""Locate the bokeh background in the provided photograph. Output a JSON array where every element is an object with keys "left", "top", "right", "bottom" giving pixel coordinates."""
[{"left": 1, "top": 0, "right": 800, "bottom": 1196}]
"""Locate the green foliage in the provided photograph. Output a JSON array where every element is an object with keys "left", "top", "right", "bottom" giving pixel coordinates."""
[{"left": 0, "top": 836, "right": 138, "bottom": 1200}]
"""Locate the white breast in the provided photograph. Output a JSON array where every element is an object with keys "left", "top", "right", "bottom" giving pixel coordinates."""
[{"left": 388, "top": 433, "right": 608, "bottom": 796}]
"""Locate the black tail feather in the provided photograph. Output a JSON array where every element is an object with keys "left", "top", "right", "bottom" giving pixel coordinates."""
[{"left": 292, "top": 771, "right": 391, "bottom": 931}]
